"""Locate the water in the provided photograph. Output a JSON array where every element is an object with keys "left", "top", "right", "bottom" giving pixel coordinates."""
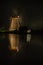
[
  {"left": 30, "top": 34, "right": 43, "bottom": 61},
  {"left": 0, "top": 33, "right": 43, "bottom": 62}
]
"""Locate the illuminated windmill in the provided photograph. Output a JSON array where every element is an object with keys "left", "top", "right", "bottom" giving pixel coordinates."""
[{"left": 9, "top": 16, "right": 22, "bottom": 31}]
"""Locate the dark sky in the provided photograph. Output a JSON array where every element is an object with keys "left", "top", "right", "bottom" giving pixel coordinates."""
[{"left": 0, "top": 1, "right": 43, "bottom": 30}]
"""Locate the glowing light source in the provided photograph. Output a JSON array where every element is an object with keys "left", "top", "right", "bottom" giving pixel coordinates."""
[{"left": 9, "top": 17, "right": 21, "bottom": 31}]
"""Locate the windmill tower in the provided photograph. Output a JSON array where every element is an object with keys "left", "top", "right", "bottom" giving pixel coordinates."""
[{"left": 9, "top": 16, "right": 22, "bottom": 31}]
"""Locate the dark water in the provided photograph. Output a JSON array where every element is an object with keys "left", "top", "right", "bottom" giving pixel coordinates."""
[
  {"left": 0, "top": 34, "right": 43, "bottom": 62},
  {"left": 30, "top": 34, "right": 43, "bottom": 61}
]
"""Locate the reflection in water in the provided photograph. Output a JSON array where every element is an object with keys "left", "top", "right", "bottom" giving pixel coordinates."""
[
  {"left": 8, "top": 34, "right": 31, "bottom": 52},
  {"left": 0, "top": 33, "right": 43, "bottom": 61},
  {"left": 27, "top": 34, "right": 31, "bottom": 43},
  {"left": 27, "top": 29, "right": 31, "bottom": 44},
  {"left": 9, "top": 34, "right": 19, "bottom": 52}
]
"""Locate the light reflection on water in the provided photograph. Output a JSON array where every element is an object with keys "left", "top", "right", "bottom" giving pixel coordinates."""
[
  {"left": 8, "top": 34, "right": 31, "bottom": 52},
  {"left": 0, "top": 33, "right": 43, "bottom": 60},
  {"left": 0, "top": 33, "right": 31, "bottom": 59},
  {"left": 0, "top": 34, "right": 31, "bottom": 52},
  {"left": 8, "top": 34, "right": 19, "bottom": 52}
]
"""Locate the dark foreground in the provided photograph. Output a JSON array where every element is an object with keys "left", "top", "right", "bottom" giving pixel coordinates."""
[{"left": 0, "top": 33, "right": 43, "bottom": 64}]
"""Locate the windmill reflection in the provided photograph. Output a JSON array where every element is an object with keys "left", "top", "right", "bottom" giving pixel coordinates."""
[{"left": 9, "top": 34, "right": 19, "bottom": 52}]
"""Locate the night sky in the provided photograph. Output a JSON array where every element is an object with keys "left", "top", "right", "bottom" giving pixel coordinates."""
[{"left": 0, "top": 1, "right": 43, "bottom": 30}]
